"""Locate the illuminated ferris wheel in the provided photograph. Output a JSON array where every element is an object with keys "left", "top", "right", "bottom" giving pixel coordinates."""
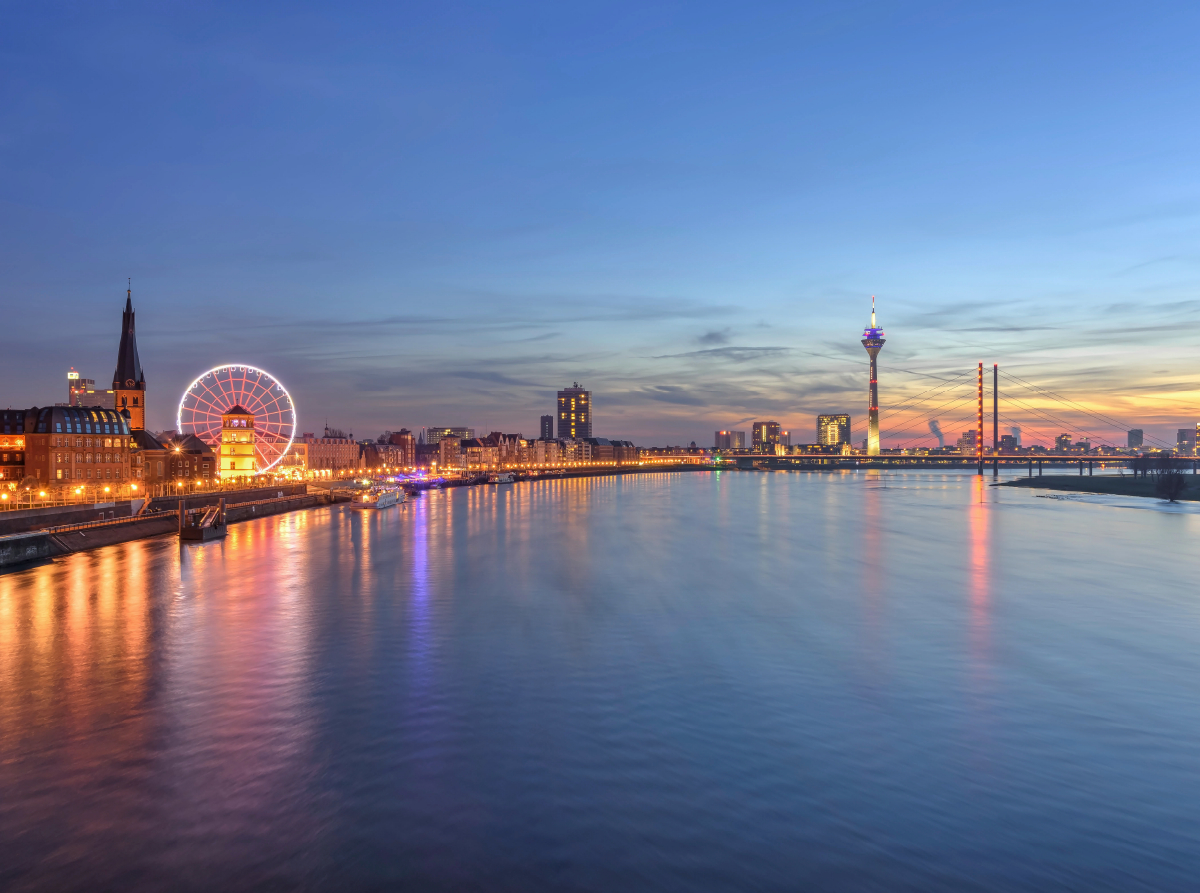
[{"left": 177, "top": 364, "right": 296, "bottom": 473}]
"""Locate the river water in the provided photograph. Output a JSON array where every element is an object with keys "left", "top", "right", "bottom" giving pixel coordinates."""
[{"left": 2, "top": 471, "right": 1199, "bottom": 891}]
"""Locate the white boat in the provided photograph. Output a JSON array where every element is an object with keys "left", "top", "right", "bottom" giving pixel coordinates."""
[
  {"left": 349, "top": 487, "right": 405, "bottom": 509},
  {"left": 488, "top": 472, "right": 515, "bottom": 484}
]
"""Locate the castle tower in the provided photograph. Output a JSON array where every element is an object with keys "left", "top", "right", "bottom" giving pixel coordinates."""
[
  {"left": 220, "top": 405, "right": 257, "bottom": 478},
  {"left": 861, "top": 296, "right": 886, "bottom": 456},
  {"left": 112, "top": 285, "right": 147, "bottom": 430}
]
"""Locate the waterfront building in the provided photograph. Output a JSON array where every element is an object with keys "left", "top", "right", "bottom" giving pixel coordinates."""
[
  {"left": 1054, "top": 433, "right": 1073, "bottom": 453},
  {"left": 439, "top": 436, "right": 462, "bottom": 469},
  {"left": 136, "top": 432, "right": 216, "bottom": 487},
  {"left": 483, "top": 432, "right": 526, "bottom": 465},
  {"left": 66, "top": 369, "right": 115, "bottom": 410},
  {"left": 1177, "top": 428, "right": 1197, "bottom": 456},
  {"left": 581, "top": 437, "right": 617, "bottom": 462},
  {"left": 817, "top": 414, "right": 851, "bottom": 447},
  {"left": 540, "top": 415, "right": 554, "bottom": 440},
  {"left": 459, "top": 438, "right": 499, "bottom": 472},
  {"left": 112, "top": 286, "right": 147, "bottom": 431},
  {"left": 220, "top": 406, "right": 256, "bottom": 478},
  {"left": 752, "top": 421, "right": 781, "bottom": 452},
  {"left": 0, "top": 407, "right": 133, "bottom": 484},
  {"left": 0, "top": 410, "right": 24, "bottom": 482},
  {"left": 533, "top": 438, "right": 561, "bottom": 465},
  {"left": 714, "top": 430, "right": 746, "bottom": 450},
  {"left": 277, "top": 441, "right": 309, "bottom": 477},
  {"left": 559, "top": 439, "right": 582, "bottom": 462},
  {"left": 387, "top": 430, "right": 416, "bottom": 467},
  {"left": 427, "top": 427, "right": 474, "bottom": 445},
  {"left": 359, "top": 442, "right": 404, "bottom": 469},
  {"left": 414, "top": 442, "right": 439, "bottom": 467},
  {"left": 861, "top": 297, "right": 885, "bottom": 456},
  {"left": 1126, "top": 429, "right": 1144, "bottom": 450},
  {"left": 999, "top": 434, "right": 1018, "bottom": 454},
  {"left": 957, "top": 430, "right": 978, "bottom": 453},
  {"left": 611, "top": 439, "right": 639, "bottom": 464},
  {"left": 300, "top": 432, "right": 363, "bottom": 472},
  {"left": 557, "top": 383, "right": 591, "bottom": 440}
]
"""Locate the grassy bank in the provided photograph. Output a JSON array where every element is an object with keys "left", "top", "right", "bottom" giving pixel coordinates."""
[{"left": 1000, "top": 474, "right": 1200, "bottom": 501}]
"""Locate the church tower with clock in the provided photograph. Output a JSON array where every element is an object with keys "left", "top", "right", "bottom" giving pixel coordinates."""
[{"left": 112, "top": 285, "right": 147, "bottom": 431}]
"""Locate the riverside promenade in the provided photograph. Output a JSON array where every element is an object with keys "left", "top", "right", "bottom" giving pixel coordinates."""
[{"left": 0, "top": 483, "right": 330, "bottom": 569}]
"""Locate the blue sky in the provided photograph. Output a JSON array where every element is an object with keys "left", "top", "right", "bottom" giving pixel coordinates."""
[{"left": 2, "top": 1, "right": 1199, "bottom": 446}]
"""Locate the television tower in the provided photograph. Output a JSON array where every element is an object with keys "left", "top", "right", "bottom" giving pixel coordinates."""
[{"left": 861, "top": 296, "right": 886, "bottom": 456}]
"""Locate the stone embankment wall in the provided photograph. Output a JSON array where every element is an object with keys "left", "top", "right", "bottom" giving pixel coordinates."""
[
  {"left": 0, "top": 486, "right": 332, "bottom": 570},
  {"left": 0, "top": 502, "right": 130, "bottom": 536}
]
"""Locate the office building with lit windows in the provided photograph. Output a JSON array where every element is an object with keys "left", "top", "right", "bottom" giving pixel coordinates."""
[
  {"left": 557, "top": 383, "right": 591, "bottom": 440},
  {"left": 752, "top": 421, "right": 781, "bottom": 452},
  {"left": 427, "top": 427, "right": 474, "bottom": 445},
  {"left": 817, "top": 414, "right": 851, "bottom": 447}
]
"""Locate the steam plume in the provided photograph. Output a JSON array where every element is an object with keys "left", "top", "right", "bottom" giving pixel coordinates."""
[{"left": 929, "top": 420, "right": 944, "bottom": 448}]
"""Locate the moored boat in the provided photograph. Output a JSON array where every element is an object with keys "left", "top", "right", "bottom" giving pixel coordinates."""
[
  {"left": 488, "top": 472, "right": 515, "bottom": 484},
  {"left": 349, "top": 487, "right": 405, "bottom": 509}
]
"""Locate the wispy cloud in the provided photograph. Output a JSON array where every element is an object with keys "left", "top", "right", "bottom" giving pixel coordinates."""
[
  {"left": 697, "top": 328, "right": 732, "bottom": 346},
  {"left": 650, "top": 346, "right": 790, "bottom": 362}
]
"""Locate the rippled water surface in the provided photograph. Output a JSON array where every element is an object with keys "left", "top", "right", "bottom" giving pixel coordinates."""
[{"left": 2, "top": 471, "right": 1200, "bottom": 891}]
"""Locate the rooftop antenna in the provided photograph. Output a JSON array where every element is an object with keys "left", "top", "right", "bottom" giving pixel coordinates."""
[{"left": 871, "top": 294, "right": 876, "bottom": 328}]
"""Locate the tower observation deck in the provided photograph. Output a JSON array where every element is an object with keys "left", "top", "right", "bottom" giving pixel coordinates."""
[{"left": 861, "top": 296, "right": 886, "bottom": 456}]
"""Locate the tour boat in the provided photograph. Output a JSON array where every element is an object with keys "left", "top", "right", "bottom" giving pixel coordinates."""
[
  {"left": 488, "top": 472, "right": 515, "bottom": 484},
  {"left": 349, "top": 487, "right": 405, "bottom": 509}
]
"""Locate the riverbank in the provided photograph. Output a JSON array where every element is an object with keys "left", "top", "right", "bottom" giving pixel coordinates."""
[
  {"left": 1000, "top": 474, "right": 1200, "bottom": 501},
  {"left": 1, "top": 468, "right": 716, "bottom": 569},
  {"left": 0, "top": 490, "right": 333, "bottom": 570}
]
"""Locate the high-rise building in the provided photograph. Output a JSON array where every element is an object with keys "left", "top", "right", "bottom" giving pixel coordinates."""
[
  {"left": 752, "top": 421, "right": 781, "bottom": 452},
  {"left": 427, "top": 427, "right": 474, "bottom": 445},
  {"left": 817, "top": 414, "right": 851, "bottom": 447},
  {"left": 557, "top": 383, "right": 591, "bottom": 439},
  {"left": 861, "top": 296, "right": 885, "bottom": 456},
  {"left": 999, "top": 434, "right": 1018, "bottom": 453},
  {"left": 957, "top": 430, "right": 978, "bottom": 453},
  {"left": 1055, "top": 433, "right": 1073, "bottom": 453},
  {"left": 1127, "top": 429, "right": 1143, "bottom": 449},
  {"left": 540, "top": 415, "right": 554, "bottom": 440},
  {"left": 67, "top": 369, "right": 115, "bottom": 410},
  {"left": 714, "top": 430, "right": 746, "bottom": 450},
  {"left": 112, "top": 286, "right": 147, "bottom": 431},
  {"left": 220, "top": 405, "right": 256, "bottom": 478},
  {"left": 1177, "top": 428, "right": 1196, "bottom": 456}
]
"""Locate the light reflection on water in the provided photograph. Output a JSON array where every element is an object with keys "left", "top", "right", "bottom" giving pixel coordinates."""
[{"left": 2, "top": 471, "right": 1200, "bottom": 891}]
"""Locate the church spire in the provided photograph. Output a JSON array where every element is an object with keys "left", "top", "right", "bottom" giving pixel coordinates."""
[
  {"left": 113, "top": 283, "right": 146, "bottom": 431},
  {"left": 113, "top": 283, "right": 144, "bottom": 389}
]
